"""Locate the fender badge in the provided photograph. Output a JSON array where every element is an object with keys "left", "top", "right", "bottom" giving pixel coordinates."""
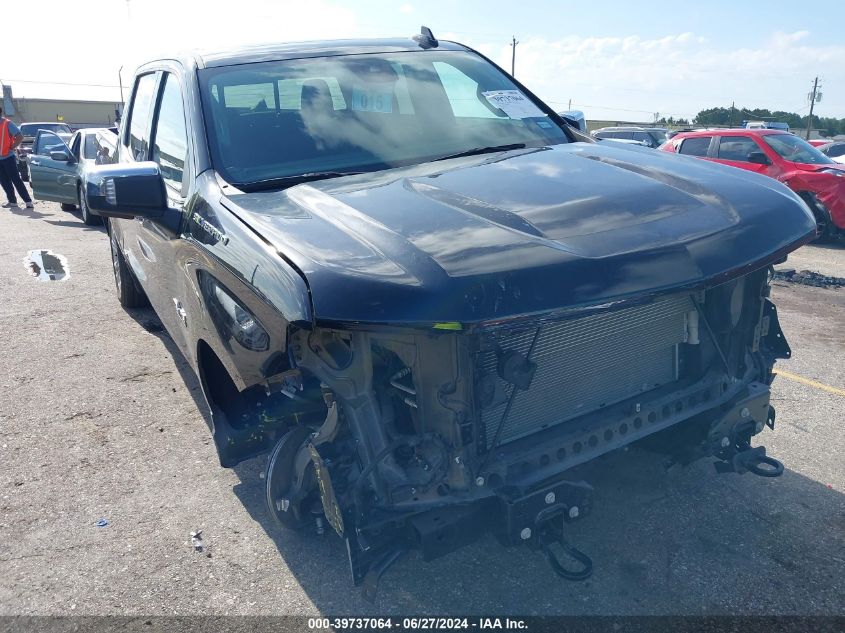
[{"left": 192, "top": 212, "right": 229, "bottom": 245}]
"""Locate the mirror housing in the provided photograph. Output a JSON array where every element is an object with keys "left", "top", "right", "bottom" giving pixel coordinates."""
[
  {"left": 84, "top": 162, "right": 168, "bottom": 220},
  {"left": 747, "top": 150, "right": 771, "bottom": 165},
  {"left": 50, "top": 150, "right": 72, "bottom": 162}
]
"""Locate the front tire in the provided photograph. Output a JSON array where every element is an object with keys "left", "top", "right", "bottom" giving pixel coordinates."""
[
  {"left": 800, "top": 193, "right": 832, "bottom": 241},
  {"left": 78, "top": 184, "right": 102, "bottom": 226},
  {"left": 109, "top": 230, "right": 148, "bottom": 308}
]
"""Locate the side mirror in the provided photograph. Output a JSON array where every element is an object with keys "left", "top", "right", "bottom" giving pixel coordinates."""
[
  {"left": 747, "top": 151, "right": 771, "bottom": 165},
  {"left": 84, "top": 162, "right": 168, "bottom": 220},
  {"left": 50, "top": 150, "right": 71, "bottom": 162}
]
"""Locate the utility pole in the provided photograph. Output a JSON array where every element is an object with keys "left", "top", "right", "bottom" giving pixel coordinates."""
[
  {"left": 806, "top": 76, "right": 820, "bottom": 140},
  {"left": 510, "top": 36, "right": 518, "bottom": 77},
  {"left": 568, "top": 98, "right": 571, "bottom": 110},
  {"left": 728, "top": 101, "right": 735, "bottom": 128}
]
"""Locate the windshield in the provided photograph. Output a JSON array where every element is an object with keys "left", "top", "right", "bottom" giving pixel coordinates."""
[
  {"left": 20, "top": 123, "right": 71, "bottom": 136},
  {"left": 647, "top": 129, "right": 669, "bottom": 143},
  {"left": 762, "top": 134, "right": 834, "bottom": 165},
  {"left": 199, "top": 50, "right": 569, "bottom": 189}
]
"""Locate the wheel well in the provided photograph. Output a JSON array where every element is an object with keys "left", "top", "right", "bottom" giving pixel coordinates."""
[
  {"left": 197, "top": 340, "right": 246, "bottom": 429},
  {"left": 797, "top": 191, "right": 825, "bottom": 215},
  {"left": 796, "top": 191, "right": 830, "bottom": 228}
]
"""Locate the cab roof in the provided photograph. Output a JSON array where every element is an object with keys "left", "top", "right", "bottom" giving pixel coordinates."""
[{"left": 193, "top": 38, "right": 470, "bottom": 68}]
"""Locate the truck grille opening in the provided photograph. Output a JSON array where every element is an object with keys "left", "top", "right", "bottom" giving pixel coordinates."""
[{"left": 476, "top": 294, "right": 694, "bottom": 448}]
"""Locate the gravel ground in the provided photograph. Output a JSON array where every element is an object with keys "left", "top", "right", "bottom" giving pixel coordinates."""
[{"left": 0, "top": 196, "right": 843, "bottom": 616}]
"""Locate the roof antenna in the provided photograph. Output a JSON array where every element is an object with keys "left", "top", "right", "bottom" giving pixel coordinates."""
[{"left": 413, "top": 25, "right": 439, "bottom": 49}]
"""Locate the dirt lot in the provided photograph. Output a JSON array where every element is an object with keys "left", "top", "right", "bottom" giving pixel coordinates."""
[{"left": 0, "top": 197, "right": 843, "bottom": 616}]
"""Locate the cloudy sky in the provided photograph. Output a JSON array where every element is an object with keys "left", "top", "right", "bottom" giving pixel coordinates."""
[{"left": 4, "top": 0, "right": 843, "bottom": 121}]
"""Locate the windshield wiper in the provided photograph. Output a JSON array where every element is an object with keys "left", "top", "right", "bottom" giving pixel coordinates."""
[
  {"left": 247, "top": 170, "right": 366, "bottom": 191},
  {"left": 433, "top": 143, "right": 527, "bottom": 162}
]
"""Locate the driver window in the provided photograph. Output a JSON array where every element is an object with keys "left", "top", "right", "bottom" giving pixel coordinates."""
[
  {"left": 35, "top": 131, "right": 64, "bottom": 156},
  {"left": 716, "top": 136, "right": 761, "bottom": 162},
  {"left": 151, "top": 73, "right": 189, "bottom": 194}
]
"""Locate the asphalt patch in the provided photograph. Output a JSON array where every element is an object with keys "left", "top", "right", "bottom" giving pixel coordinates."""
[{"left": 773, "top": 269, "right": 845, "bottom": 288}]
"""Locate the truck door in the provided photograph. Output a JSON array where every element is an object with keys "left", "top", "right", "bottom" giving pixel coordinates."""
[{"left": 132, "top": 70, "right": 193, "bottom": 358}]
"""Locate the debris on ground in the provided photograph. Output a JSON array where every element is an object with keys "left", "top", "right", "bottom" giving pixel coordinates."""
[
  {"left": 773, "top": 269, "right": 845, "bottom": 288},
  {"left": 95, "top": 518, "right": 109, "bottom": 528},
  {"left": 190, "top": 530, "right": 203, "bottom": 552}
]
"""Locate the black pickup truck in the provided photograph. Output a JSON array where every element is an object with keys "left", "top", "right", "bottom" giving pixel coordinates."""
[{"left": 82, "top": 28, "right": 816, "bottom": 595}]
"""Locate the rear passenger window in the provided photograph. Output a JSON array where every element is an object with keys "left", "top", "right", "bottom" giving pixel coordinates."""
[
  {"left": 716, "top": 136, "right": 760, "bottom": 161},
  {"left": 128, "top": 73, "right": 159, "bottom": 160},
  {"left": 152, "top": 73, "right": 189, "bottom": 193},
  {"left": 679, "top": 137, "right": 711, "bottom": 157}
]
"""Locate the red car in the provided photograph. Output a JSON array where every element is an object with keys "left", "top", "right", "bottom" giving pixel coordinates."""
[{"left": 662, "top": 129, "right": 845, "bottom": 239}]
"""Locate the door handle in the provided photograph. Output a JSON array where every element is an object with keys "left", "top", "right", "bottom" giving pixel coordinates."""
[{"left": 30, "top": 160, "right": 41, "bottom": 166}]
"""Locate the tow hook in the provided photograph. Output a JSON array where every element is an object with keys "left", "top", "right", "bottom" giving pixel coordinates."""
[
  {"left": 534, "top": 505, "right": 593, "bottom": 581},
  {"left": 714, "top": 419, "right": 784, "bottom": 478},
  {"left": 715, "top": 446, "right": 784, "bottom": 477}
]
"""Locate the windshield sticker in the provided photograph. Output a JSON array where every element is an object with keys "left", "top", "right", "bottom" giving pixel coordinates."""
[
  {"left": 482, "top": 90, "right": 545, "bottom": 119},
  {"left": 352, "top": 88, "right": 393, "bottom": 113}
]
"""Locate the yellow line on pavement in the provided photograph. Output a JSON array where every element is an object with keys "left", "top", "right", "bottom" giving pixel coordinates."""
[{"left": 774, "top": 369, "right": 845, "bottom": 397}]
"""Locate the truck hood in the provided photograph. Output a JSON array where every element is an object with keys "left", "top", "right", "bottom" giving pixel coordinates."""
[{"left": 221, "top": 142, "right": 816, "bottom": 326}]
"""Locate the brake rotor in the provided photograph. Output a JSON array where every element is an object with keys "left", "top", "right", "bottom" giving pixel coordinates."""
[{"left": 265, "top": 425, "right": 314, "bottom": 529}]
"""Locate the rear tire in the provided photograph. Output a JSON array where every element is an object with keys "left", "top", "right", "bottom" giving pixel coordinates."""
[
  {"left": 78, "top": 184, "right": 102, "bottom": 226},
  {"left": 109, "top": 229, "right": 148, "bottom": 308}
]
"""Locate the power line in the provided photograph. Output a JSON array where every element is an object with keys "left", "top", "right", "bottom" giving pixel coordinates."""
[
  {"left": 1, "top": 78, "right": 121, "bottom": 89},
  {"left": 546, "top": 100, "right": 692, "bottom": 119}
]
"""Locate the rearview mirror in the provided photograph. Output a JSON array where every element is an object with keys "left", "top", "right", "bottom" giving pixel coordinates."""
[
  {"left": 50, "top": 150, "right": 71, "bottom": 162},
  {"left": 747, "top": 151, "right": 771, "bottom": 165},
  {"left": 84, "top": 162, "right": 168, "bottom": 220}
]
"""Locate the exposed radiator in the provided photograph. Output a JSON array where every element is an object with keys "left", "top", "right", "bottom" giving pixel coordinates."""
[{"left": 476, "top": 294, "right": 694, "bottom": 448}]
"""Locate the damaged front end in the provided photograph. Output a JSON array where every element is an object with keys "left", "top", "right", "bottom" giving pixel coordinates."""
[{"left": 257, "top": 265, "right": 791, "bottom": 597}]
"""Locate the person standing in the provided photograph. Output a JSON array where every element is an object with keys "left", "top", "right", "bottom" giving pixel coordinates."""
[{"left": 0, "top": 106, "right": 34, "bottom": 209}]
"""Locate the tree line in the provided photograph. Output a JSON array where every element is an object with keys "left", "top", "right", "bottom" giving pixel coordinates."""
[{"left": 663, "top": 106, "right": 845, "bottom": 135}]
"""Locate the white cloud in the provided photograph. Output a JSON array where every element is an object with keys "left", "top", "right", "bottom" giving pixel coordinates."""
[
  {"left": 475, "top": 30, "right": 845, "bottom": 121},
  {"left": 5, "top": 3, "right": 844, "bottom": 124}
]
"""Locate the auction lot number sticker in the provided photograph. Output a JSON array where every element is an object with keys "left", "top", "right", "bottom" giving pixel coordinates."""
[{"left": 308, "top": 617, "right": 527, "bottom": 630}]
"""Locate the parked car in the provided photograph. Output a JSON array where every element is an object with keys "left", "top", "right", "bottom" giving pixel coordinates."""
[
  {"left": 744, "top": 121, "right": 790, "bottom": 132},
  {"left": 808, "top": 139, "right": 829, "bottom": 148},
  {"left": 591, "top": 126, "right": 669, "bottom": 148},
  {"left": 27, "top": 127, "right": 116, "bottom": 224},
  {"left": 598, "top": 137, "right": 652, "bottom": 148},
  {"left": 817, "top": 141, "right": 845, "bottom": 164},
  {"left": 81, "top": 29, "right": 814, "bottom": 594},
  {"left": 15, "top": 122, "right": 73, "bottom": 181},
  {"left": 662, "top": 129, "right": 845, "bottom": 240}
]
